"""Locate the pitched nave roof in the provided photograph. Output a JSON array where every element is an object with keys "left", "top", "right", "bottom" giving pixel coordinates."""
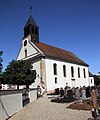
[{"left": 34, "top": 42, "right": 89, "bottom": 66}]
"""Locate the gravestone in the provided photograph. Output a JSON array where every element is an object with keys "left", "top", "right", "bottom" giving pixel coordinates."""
[
  {"left": 81, "top": 87, "right": 87, "bottom": 100},
  {"left": 75, "top": 88, "right": 80, "bottom": 100},
  {"left": 91, "top": 87, "right": 97, "bottom": 119},
  {"left": 91, "top": 88, "right": 97, "bottom": 108},
  {"left": 67, "top": 89, "right": 73, "bottom": 99},
  {"left": 22, "top": 88, "right": 30, "bottom": 106},
  {"left": 60, "top": 88, "right": 64, "bottom": 97},
  {"left": 55, "top": 88, "right": 59, "bottom": 95},
  {"left": 86, "top": 86, "right": 91, "bottom": 98}
]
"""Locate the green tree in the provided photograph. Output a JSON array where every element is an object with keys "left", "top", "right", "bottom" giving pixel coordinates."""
[
  {"left": 94, "top": 75, "right": 100, "bottom": 86},
  {"left": 2, "top": 60, "right": 36, "bottom": 87}
]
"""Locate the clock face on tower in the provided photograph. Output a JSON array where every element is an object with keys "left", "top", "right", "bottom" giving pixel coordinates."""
[{"left": 24, "top": 40, "right": 27, "bottom": 46}]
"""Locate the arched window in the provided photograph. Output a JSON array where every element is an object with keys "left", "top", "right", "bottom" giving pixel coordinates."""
[
  {"left": 91, "top": 79, "right": 92, "bottom": 83},
  {"left": 63, "top": 65, "right": 66, "bottom": 77},
  {"left": 25, "top": 49, "right": 27, "bottom": 58},
  {"left": 53, "top": 63, "right": 57, "bottom": 75},
  {"left": 78, "top": 67, "right": 80, "bottom": 78},
  {"left": 83, "top": 68, "right": 86, "bottom": 78},
  {"left": 55, "top": 77, "right": 57, "bottom": 84},
  {"left": 71, "top": 66, "right": 74, "bottom": 77},
  {"left": 24, "top": 40, "right": 27, "bottom": 46}
]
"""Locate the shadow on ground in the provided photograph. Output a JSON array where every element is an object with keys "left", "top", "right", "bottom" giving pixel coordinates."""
[{"left": 48, "top": 94, "right": 75, "bottom": 103}]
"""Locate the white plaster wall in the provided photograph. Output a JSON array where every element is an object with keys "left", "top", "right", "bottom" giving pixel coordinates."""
[
  {"left": 45, "top": 59, "right": 90, "bottom": 91},
  {"left": 17, "top": 59, "right": 41, "bottom": 89},
  {"left": 30, "top": 59, "right": 41, "bottom": 88},
  {"left": 0, "top": 90, "right": 22, "bottom": 120},
  {"left": 1, "top": 84, "right": 9, "bottom": 90},
  {"left": 30, "top": 89, "right": 37, "bottom": 102},
  {"left": 17, "top": 37, "right": 39, "bottom": 60},
  {"left": 0, "top": 89, "right": 37, "bottom": 120},
  {"left": 17, "top": 35, "right": 91, "bottom": 91}
]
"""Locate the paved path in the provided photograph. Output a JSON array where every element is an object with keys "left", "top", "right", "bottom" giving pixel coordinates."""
[{"left": 9, "top": 94, "right": 91, "bottom": 120}]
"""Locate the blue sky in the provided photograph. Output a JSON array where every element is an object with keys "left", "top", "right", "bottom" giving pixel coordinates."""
[{"left": 0, "top": 0, "right": 100, "bottom": 74}]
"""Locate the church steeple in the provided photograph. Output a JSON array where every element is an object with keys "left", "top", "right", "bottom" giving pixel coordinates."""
[{"left": 24, "top": 15, "right": 39, "bottom": 43}]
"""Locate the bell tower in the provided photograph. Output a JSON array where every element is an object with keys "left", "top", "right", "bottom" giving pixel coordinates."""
[{"left": 24, "top": 14, "right": 39, "bottom": 43}]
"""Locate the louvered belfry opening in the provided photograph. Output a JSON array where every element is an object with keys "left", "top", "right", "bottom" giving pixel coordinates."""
[{"left": 24, "top": 15, "right": 39, "bottom": 43}]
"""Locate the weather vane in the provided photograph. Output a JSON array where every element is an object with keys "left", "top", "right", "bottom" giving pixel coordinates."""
[{"left": 30, "top": 6, "right": 32, "bottom": 15}]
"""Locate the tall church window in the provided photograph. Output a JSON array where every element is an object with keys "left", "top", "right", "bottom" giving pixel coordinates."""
[
  {"left": 55, "top": 77, "right": 57, "bottom": 84},
  {"left": 25, "top": 49, "right": 27, "bottom": 58},
  {"left": 83, "top": 68, "right": 86, "bottom": 78},
  {"left": 63, "top": 65, "right": 66, "bottom": 77},
  {"left": 71, "top": 66, "right": 74, "bottom": 77},
  {"left": 78, "top": 67, "right": 80, "bottom": 78},
  {"left": 91, "top": 79, "right": 92, "bottom": 83},
  {"left": 53, "top": 63, "right": 57, "bottom": 75}
]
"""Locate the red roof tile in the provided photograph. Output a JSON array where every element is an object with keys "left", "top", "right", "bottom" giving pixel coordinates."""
[
  {"left": 34, "top": 42, "right": 89, "bottom": 66},
  {"left": 89, "top": 71, "right": 94, "bottom": 77}
]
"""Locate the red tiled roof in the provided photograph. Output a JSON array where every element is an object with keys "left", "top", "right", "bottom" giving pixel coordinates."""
[
  {"left": 34, "top": 42, "right": 89, "bottom": 66},
  {"left": 89, "top": 71, "right": 94, "bottom": 77}
]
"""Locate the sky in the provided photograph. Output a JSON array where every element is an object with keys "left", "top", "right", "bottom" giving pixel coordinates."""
[{"left": 0, "top": 0, "right": 100, "bottom": 75}]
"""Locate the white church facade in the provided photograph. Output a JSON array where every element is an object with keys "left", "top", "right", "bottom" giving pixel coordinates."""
[{"left": 17, "top": 15, "right": 94, "bottom": 93}]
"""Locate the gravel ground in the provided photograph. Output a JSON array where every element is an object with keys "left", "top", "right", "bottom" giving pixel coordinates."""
[{"left": 9, "top": 94, "right": 91, "bottom": 120}]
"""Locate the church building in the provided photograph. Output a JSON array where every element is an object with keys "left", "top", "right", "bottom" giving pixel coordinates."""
[{"left": 17, "top": 14, "right": 94, "bottom": 92}]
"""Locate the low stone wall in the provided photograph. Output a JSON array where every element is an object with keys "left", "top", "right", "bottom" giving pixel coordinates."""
[
  {"left": 0, "top": 88, "right": 37, "bottom": 120},
  {"left": 30, "top": 88, "right": 37, "bottom": 102}
]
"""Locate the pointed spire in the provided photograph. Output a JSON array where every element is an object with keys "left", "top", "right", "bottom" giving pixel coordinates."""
[
  {"left": 24, "top": 7, "right": 38, "bottom": 28},
  {"left": 23, "top": 9, "right": 39, "bottom": 42},
  {"left": 24, "top": 15, "right": 39, "bottom": 28}
]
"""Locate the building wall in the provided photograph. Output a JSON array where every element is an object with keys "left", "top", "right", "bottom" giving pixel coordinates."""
[
  {"left": 45, "top": 58, "right": 90, "bottom": 92},
  {"left": 30, "top": 59, "right": 41, "bottom": 88},
  {"left": 0, "top": 89, "right": 37, "bottom": 120},
  {"left": 30, "top": 58, "right": 47, "bottom": 89},
  {"left": 17, "top": 48, "right": 94, "bottom": 92},
  {"left": 0, "top": 90, "right": 22, "bottom": 120},
  {"left": 89, "top": 77, "right": 94, "bottom": 87},
  {"left": 17, "top": 37, "right": 94, "bottom": 91},
  {"left": 17, "top": 35, "right": 41, "bottom": 61}
]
